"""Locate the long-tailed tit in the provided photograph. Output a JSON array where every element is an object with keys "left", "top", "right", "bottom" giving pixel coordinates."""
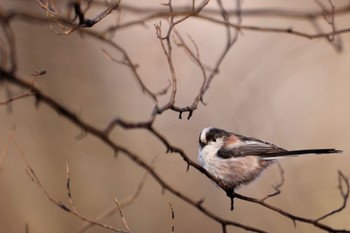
[{"left": 198, "top": 127, "right": 342, "bottom": 210}]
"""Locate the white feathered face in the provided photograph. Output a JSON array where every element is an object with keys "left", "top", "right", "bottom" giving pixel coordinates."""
[
  {"left": 198, "top": 127, "right": 228, "bottom": 166},
  {"left": 198, "top": 127, "right": 228, "bottom": 148}
]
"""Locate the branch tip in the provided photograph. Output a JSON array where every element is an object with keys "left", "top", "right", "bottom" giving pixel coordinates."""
[
  {"left": 58, "top": 201, "right": 71, "bottom": 212},
  {"left": 197, "top": 198, "right": 205, "bottom": 206},
  {"left": 187, "top": 110, "right": 193, "bottom": 120}
]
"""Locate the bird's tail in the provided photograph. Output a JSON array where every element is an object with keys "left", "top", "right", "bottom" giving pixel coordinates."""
[{"left": 262, "top": 149, "right": 342, "bottom": 160}]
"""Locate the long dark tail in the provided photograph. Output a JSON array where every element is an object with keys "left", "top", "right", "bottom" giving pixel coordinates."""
[{"left": 261, "top": 149, "right": 342, "bottom": 159}]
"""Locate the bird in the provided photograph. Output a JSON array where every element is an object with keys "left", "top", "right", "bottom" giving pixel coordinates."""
[{"left": 198, "top": 127, "right": 342, "bottom": 210}]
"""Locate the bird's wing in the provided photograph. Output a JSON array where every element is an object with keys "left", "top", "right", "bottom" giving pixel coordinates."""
[
  {"left": 217, "top": 138, "right": 287, "bottom": 159},
  {"left": 217, "top": 133, "right": 341, "bottom": 159}
]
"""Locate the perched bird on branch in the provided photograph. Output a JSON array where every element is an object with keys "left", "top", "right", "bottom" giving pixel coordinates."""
[{"left": 198, "top": 127, "right": 342, "bottom": 210}]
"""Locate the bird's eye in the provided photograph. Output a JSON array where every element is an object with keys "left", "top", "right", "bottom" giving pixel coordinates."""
[{"left": 212, "top": 138, "right": 216, "bottom": 142}]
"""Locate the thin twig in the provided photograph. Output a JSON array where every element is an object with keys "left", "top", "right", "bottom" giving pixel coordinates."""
[
  {"left": 36, "top": 0, "right": 120, "bottom": 34},
  {"left": 1, "top": 2, "right": 350, "bottom": 232},
  {"left": 3, "top": 68, "right": 350, "bottom": 233},
  {"left": 261, "top": 163, "right": 285, "bottom": 202},
  {"left": 110, "top": 2, "right": 350, "bottom": 20},
  {"left": 173, "top": 30, "right": 209, "bottom": 108},
  {"left": 81, "top": 32, "right": 157, "bottom": 102},
  {"left": 4, "top": 6, "right": 350, "bottom": 41},
  {"left": 25, "top": 223, "right": 29, "bottom": 233},
  {"left": 0, "top": 130, "right": 11, "bottom": 171},
  {"left": 0, "top": 72, "right": 41, "bottom": 106},
  {"left": 1, "top": 69, "right": 268, "bottom": 233},
  {"left": 0, "top": 91, "right": 34, "bottom": 106},
  {"left": 66, "top": 163, "right": 78, "bottom": 213},
  {"left": 115, "top": 198, "right": 132, "bottom": 233},
  {"left": 313, "top": 0, "right": 342, "bottom": 51},
  {"left": 11, "top": 133, "right": 128, "bottom": 233},
  {"left": 0, "top": 17, "right": 17, "bottom": 72},
  {"left": 235, "top": 191, "right": 350, "bottom": 233},
  {"left": 168, "top": 201, "right": 175, "bottom": 233},
  {"left": 75, "top": 157, "right": 156, "bottom": 233},
  {"left": 316, "top": 170, "right": 349, "bottom": 222}
]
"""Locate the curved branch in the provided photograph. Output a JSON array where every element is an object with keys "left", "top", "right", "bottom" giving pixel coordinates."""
[
  {"left": 1, "top": 3, "right": 349, "bottom": 232},
  {"left": 1, "top": 69, "right": 349, "bottom": 233},
  {"left": 0, "top": 68, "right": 268, "bottom": 233}
]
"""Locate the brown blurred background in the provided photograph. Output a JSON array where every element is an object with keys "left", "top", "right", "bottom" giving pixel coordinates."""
[{"left": 1, "top": 0, "right": 350, "bottom": 232}]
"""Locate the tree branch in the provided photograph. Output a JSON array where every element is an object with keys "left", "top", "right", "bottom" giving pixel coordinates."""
[
  {"left": 1, "top": 68, "right": 268, "bottom": 233},
  {"left": 2, "top": 64, "right": 349, "bottom": 233},
  {"left": 1, "top": 2, "right": 349, "bottom": 232}
]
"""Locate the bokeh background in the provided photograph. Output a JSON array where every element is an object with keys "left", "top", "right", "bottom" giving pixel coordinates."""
[{"left": 1, "top": 0, "right": 350, "bottom": 232}]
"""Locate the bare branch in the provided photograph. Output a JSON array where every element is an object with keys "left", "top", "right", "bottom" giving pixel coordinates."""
[
  {"left": 11, "top": 133, "right": 129, "bottom": 233},
  {"left": 1, "top": 2, "right": 350, "bottom": 233},
  {"left": 4, "top": 5, "right": 350, "bottom": 41},
  {"left": 35, "top": 0, "right": 120, "bottom": 34},
  {"left": 235, "top": 191, "right": 350, "bottom": 233},
  {"left": 0, "top": 72, "right": 42, "bottom": 106},
  {"left": 3, "top": 68, "right": 350, "bottom": 233},
  {"left": 168, "top": 201, "right": 175, "bottom": 233},
  {"left": 0, "top": 16, "right": 17, "bottom": 72},
  {"left": 195, "top": 14, "right": 350, "bottom": 40},
  {"left": 102, "top": 49, "right": 136, "bottom": 67},
  {"left": 75, "top": 157, "right": 155, "bottom": 233},
  {"left": 31, "top": 70, "right": 47, "bottom": 77},
  {"left": 0, "top": 90, "right": 34, "bottom": 106},
  {"left": 114, "top": 198, "right": 132, "bottom": 233},
  {"left": 35, "top": 0, "right": 57, "bottom": 15},
  {"left": 313, "top": 0, "right": 342, "bottom": 51},
  {"left": 173, "top": 31, "right": 209, "bottom": 109},
  {"left": 113, "top": 2, "right": 350, "bottom": 20},
  {"left": 25, "top": 222, "right": 30, "bottom": 233},
  {"left": 316, "top": 170, "right": 349, "bottom": 222},
  {"left": 0, "top": 130, "right": 12, "bottom": 171},
  {"left": 1, "top": 68, "right": 268, "bottom": 233},
  {"left": 80, "top": 31, "right": 158, "bottom": 102},
  {"left": 154, "top": 20, "right": 177, "bottom": 113},
  {"left": 65, "top": 163, "right": 78, "bottom": 213},
  {"left": 73, "top": 0, "right": 120, "bottom": 27},
  {"left": 261, "top": 163, "right": 285, "bottom": 202}
]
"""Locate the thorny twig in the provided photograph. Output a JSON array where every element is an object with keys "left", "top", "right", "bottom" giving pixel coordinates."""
[
  {"left": 65, "top": 163, "right": 78, "bottom": 213},
  {"left": 313, "top": 0, "right": 342, "bottom": 51},
  {"left": 173, "top": 30, "right": 209, "bottom": 108},
  {"left": 75, "top": 172, "right": 147, "bottom": 233},
  {"left": 75, "top": 156, "right": 157, "bottom": 233},
  {"left": 152, "top": 0, "right": 239, "bottom": 119},
  {"left": 0, "top": 90, "right": 34, "bottom": 106},
  {"left": 107, "top": 2, "right": 350, "bottom": 20},
  {"left": 0, "top": 16, "right": 17, "bottom": 72},
  {"left": 1, "top": 1, "right": 350, "bottom": 233},
  {"left": 2, "top": 68, "right": 350, "bottom": 233},
  {"left": 168, "top": 201, "right": 175, "bottom": 233},
  {"left": 115, "top": 198, "right": 132, "bottom": 233},
  {"left": 35, "top": 0, "right": 120, "bottom": 34},
  {"left": 316, "top": 170, "right": 349, "bottom": 222},
  {"left": 1, "top": 68, "right": 268, "bottom": 233},
  {"left": 152, "top": 0, "right": 204, "bottom": 118},
  {"left": 2, "top": 5, "right": 350, "bottom": 42},
  {"left": 0, "top": 71, "right": 43, "bottom": 107},
  {"left": 0, "top": 131, "right": 11, "bottom": 171},
  {"left": 154, "top": 21, "right": 178, "bottom": 115},
  {"left": 314, "top": 0, "right": 336, "bottom": 40},
  {"left": 11, "top": 133, "right": 128, "bottom": 233},
  {"left": 261, "top": 163, "right": 285, "bottom": 202}
]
